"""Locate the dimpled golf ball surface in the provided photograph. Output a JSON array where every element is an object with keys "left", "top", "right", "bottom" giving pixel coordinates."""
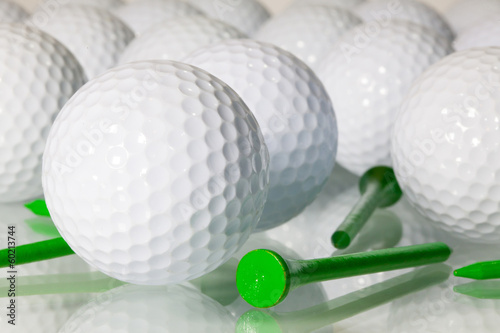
[
  {"left": 454, "top": 19, "right": 500, "bottom": 51},
  {"left": 32, "top": 4, "right": 135, "bottom": 79},
  {"left": 42, "top": 61, "right": 270, "bottom": 285},
  {"left": 113, "top": 0, "right": 202, "bottom": 35},
  {"left": 185, "top": 40, "right": 338, "bottom": 231},
  {"left": 59, "top": 284, "right": 235, "bottom": 332},
  {"left": 255, "top": 4, "right": 362, "bottom": 70},
  {"left": 0, "top": 24, "right": 86, "bottom": 203},
  {"left": 0, "top": 0, "right": 28, "bottom": 22},
  {"left": 318, "top": 21, "right": 452, "bottom": 176},
  {"left": 392, "top": 47, "right": 500, "bottom": 242},
  {"left": 119, "top": 15, "right": 246, "bottom": 64},
  {"left": 353, "top": 0, "right": 454, "bottom": 42},
  {"left": 186, "top": 0, "right": 270, "bottom": 36}
]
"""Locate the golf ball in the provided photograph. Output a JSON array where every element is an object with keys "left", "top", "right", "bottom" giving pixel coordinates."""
[
  {"left": 31, "top": 4, "right": 135, "bottom": 79},
  {"left": 59, "top": 284, "right": 235, "bottom": 332},
  {"left": 353, "top": 0, "right": 454, "bottom": 42},
  {"left": 391, "top": 47, "right": 500, "bottom": 242},
  {"left": 454, "top": 19, "right": 500, "bottom": 51},
  {"left": 186, "top": 0, "right": 270, "bottom": 36},
  {"left": 42, "top": 61, "right": 270, "bottom": 285},
  {"left": 0, "top": 24, "right": 86, "bottom": 203},
  {"left": 119, "top": 15, "right": 246, "bottom": 64},
  {"left": 113, "top": 0, "right": 202, "bottom": 36},
  {"left": 185, "top": 39, "right": 338, "bottom": 231},
  {"left": 318, "top": 21, "right": 452, "bottom": 175},
  {"left": 0, "top": 0, "right": 28, "bottom": 23},
  {"left": 255, "top": 4, "right": 362, "bottom": 71}
]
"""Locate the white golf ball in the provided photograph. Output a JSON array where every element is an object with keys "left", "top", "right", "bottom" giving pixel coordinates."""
[
  {"left": 119, "top": 15, "right": 246, "bottom": 64},
  {"left": 0, "top": 0, "right": 28, "bottom": 23},
  {"left": 42, "top": 61, "right": 270, "bottom": 285},
  {"left": 255, "top": 4, "right": 362, "bottom": 71},
  {"left": 391, "top": 47, "right": 500, "bottom": 242},
  {"left": 0, "top": 24, "right": 86, "bottom": 203},
  {"left": 113, "top": 0, "right": 202, "bottom": 36},
  {"left": 454, "top": 19, "right": 500, "bottom": 51},
  {"left": 186, "top": 0, "right": 270, "bottom": 36},
  {"left": 59, "top": 284, "right": 235, "bottom": 332},
  {"left": 185, "top": 39, "right": 338, "bottom": 231},
  {"left": 445, "top": 0, "right": 500, "bottom": 35},
  {"left": 353, "top": 0, "right": 454, "bottom": 42},
  {"left": 31, "top": 4, "right": 134, "bottom": 79},
  {"left": 318, "top": 21, "right": 452, "bottom": 176}
]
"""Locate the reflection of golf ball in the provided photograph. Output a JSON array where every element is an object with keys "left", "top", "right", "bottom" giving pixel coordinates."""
[
  {"left": 59, "top": 284, "right": 235, "bottom": 332},
  {"left": 186, "top": 0, "right": 270, "bottom": 36},
  {"left": 0, "top": 24, "right": 86, "bottom": 203},
  {"left": 444, "top": 0, "right": 500, "bottom": 34},
  {"left": 255, "top": 4, "right": 361, "bottom": 70},
  {"left": 392, "top": 47, "right": 500, "bottom": 242},
  {"left": 119, "top": 15, "right": 245, "bottom": 64},
  {"left": 353, "top": 0, "right": 454, "bottom": 41},
  {"left": 42, "top": 61, "right": 269, "bottom": 285},
  {"left": 0, "top": 0, "right": 28, "bottom": 22},
  {"left": 32, "top": 5, "right": 134, "bottom": 79},
  {"left": 318, "top": 21, "right": 452, "bottom": 175},
  {"left": 388, "top": 281, "right": 500, "bottom": 333},
  {"left": 454, "top": 19, "right": 500, "bottom": 51},
  {"left": 185, "top": 39, "right": 338, "bottom": 231},
  {"left": 113, "top": 0, "right": 202, "bottom": 35}
]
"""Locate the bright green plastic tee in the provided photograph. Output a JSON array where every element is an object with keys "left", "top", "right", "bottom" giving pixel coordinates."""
[
  {"left": 332, "top": 166, "right": 402, "bottom": 249},
  {"left": 454, "top": 260, "right": 500, "bottom": 280},
  {"left": 236, "top": 242, "right": 451, "bottom": 308},
  {"left": 25, "top": 199, "right": 50, "bottom": 217}
]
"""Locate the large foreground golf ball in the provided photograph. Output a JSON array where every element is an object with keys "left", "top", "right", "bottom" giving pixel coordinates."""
[
  {"left": 353, "top": 0, "right": 454, "bottom": 42},
  {"left": 119, "top": 15, "right": 245, "bottom": 64},
  {"left": 0, "top": 24, "right": 86, "bottom": 203},
  {"left": 42, "top": 61, "right": 269, "bottom": 285},
  {"left": 454, "top": 19, "right": 500, "bottom": 51},
  {"left": 32, "top": 4, "right": 135, "bottom": 79},
  {"left": 392, "top": 47, "right": 500, "bottom": 242},
  {"left": 113, "top": 0, "right": 202, "bottom": 35},
  {"left": 186, "top": 0, "right": 270, "bottom": 36},
  {"left": 255, "top": 4, "right": 362, "bottom": 70},
  {"left": 318, "top": 21, "right": 452, "bottom": 175},
  {"left": 185, "top": 40, "right": 338, "bottom": 231},
  {"left": 0, "top": 0, "right": 28, "bottom": 23}
]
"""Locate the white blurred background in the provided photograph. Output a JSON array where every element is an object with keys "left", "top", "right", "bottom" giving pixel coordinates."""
[{"left": 16, "top": 0, "right": 457, "bottom": 14}]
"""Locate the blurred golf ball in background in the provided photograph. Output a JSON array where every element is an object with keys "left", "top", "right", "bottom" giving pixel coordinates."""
[
  {"left": 185, "top": 39, "right": 338, "bottom": 231},
  {"left": 318, "top": 21, "right": 452, "bottom": 176}
]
